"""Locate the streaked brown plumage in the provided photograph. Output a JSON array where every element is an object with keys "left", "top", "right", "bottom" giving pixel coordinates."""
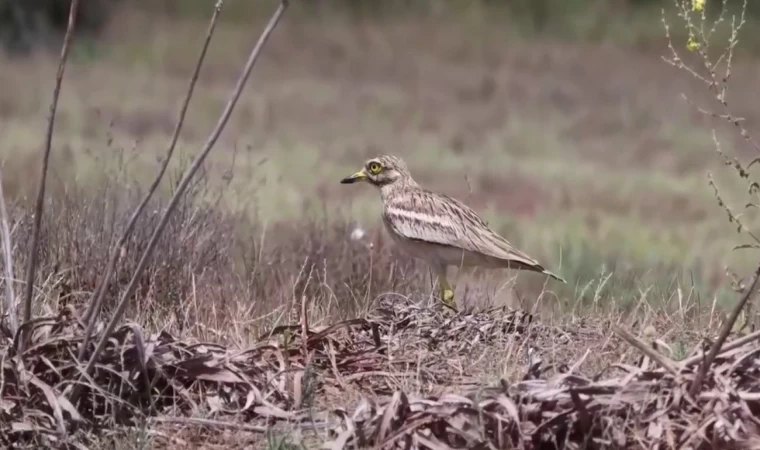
[{"left": 340, "top": 155, "right": 565, "bottom": 308}]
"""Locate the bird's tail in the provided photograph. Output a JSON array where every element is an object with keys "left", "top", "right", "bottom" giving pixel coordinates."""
[
  {"left": 542, "top": 269, "right": 566, "bottom": 284},
  {"left": 500, "top": 258, "right": 566, "bottom": 284}
]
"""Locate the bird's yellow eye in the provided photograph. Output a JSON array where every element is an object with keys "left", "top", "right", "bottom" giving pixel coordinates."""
[{"left": 368, "top": 162, "right": 382, "bottom": 174}]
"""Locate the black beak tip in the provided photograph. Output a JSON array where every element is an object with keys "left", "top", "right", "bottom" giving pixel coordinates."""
[{"left": 340, "top": 177, "right": 355, "bottom": 184}]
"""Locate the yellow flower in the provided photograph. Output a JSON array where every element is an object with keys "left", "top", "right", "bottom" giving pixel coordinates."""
[
  {"left": 687, "top": 37, "right": 701, "bottom": 52},
  {"left": 692, "top": 0, "right": 705, "bottom": 12}
]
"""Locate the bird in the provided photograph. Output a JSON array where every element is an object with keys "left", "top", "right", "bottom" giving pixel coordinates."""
[{"left": 340, "top": 154, "right": 565, "bottom": 310}]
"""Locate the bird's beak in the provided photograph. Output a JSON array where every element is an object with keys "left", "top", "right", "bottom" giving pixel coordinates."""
[{"left": 340, "top": 169, "right": 368, "bottom": 184}]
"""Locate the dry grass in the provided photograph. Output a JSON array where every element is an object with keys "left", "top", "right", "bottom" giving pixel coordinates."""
[
  {"left": 2, "top": 0, "right": 760, "bottom": 448},
  {"left": 3, "top": 273, "right": 747, "bottom": 448},
  {"left": 0, "top": 174, "right": 738, "bottom": 449},
  {"left": 2, "top": 178, "right": 429, "bottom": 336},
  {"left": 2, "top": 260, "right": 755, "bottom": 448}
]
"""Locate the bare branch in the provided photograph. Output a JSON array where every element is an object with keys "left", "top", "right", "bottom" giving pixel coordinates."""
[
  {"left": 0, "top": 169, "right": 17, "bottom": 336},
  {"left": 77, "top": 0, "right": 225, "bottom": 361},
  {"left": 680, "top": 328, "right": 760, "bottom": 368},
  {"left": 611, "top": 325, "right": 678, "bottom": 376},
  {"left": 18, "top": 0, "right": 80, "bottom": 353},
  {"left": 689, "top": 262, "right": 760, "bottom": 397},
  {"left": 69, "top": 0, "right": 290, "bottom": 403}
]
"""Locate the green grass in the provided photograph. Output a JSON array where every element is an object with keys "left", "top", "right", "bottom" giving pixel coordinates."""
[{"left": 2, "top": 3, "right": 759, "bottom": 316}]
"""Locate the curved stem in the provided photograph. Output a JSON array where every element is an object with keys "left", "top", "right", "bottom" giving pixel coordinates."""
[{"left": 18, "top": 0, "right": 80, "bottom": 353}]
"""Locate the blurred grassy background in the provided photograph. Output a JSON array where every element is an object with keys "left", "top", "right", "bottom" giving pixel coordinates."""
[{"left": 1, "top": 0, "right": 759, "bottom": 315}]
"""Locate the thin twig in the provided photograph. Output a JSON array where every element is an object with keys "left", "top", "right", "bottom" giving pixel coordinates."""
[
  {"left": 0, "top": 169, "right": 17, "bottom": 336},
  {"left": 18, "top": 0, "right": 80, "bottom": 353},
  {"left": 69, "top": 0, "right": 290, "bottom": 403},
  {"left": 77, "top": 0, "right": 224, "bottom": 361},
  {"left": 612, "top": 325, "right": 678, "bottom": 376},
  {"left": 689, "top": 263, "right": 760, "bottom": 397},
  {"left": 151, "top": 416, "right": 334, "bottom": 433},
  {"left": 680, "top": 328, "right": 760, "bottom": 368},
  {"left": 301, "top": 294, "right": 309, "bottom": 356}
]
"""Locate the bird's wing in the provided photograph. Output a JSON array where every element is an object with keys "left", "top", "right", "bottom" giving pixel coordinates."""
[{"left": 383, "top": 189, "right": 544, "bottom": 269}]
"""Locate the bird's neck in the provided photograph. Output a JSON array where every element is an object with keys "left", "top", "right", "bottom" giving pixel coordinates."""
[{"left": 379, "top": 179, "right": 419, "bottom": 201}]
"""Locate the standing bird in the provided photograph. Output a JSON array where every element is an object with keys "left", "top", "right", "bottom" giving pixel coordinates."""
[{"left": 340, "top": 155, "right": 565, "bottom": 310}]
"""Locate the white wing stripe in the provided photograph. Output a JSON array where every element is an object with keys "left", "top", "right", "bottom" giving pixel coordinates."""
[
  {"left": 384, "top": 206, "right": 460, "bottom": 245},
  {"left": 386, "top": 206, "right": 455, "bottom": 228}
]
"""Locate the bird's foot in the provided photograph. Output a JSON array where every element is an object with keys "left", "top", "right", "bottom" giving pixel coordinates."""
[{"left": 440, "top": 287, "right": 458, "bottom": 312}]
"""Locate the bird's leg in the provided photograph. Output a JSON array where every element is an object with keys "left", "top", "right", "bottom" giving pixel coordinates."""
[
  {"left": 434, "top": 263, "right": 457, "bottom": 310},
  {"left": 440, "top": 278, "right": 456, "bottom": 309}
]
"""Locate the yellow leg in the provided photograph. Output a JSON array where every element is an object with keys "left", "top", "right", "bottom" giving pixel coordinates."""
[{"left": 435, "top": 264, "right": 457, "bottom": 310}]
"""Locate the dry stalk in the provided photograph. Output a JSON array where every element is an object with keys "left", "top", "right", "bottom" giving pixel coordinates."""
[
  {"left": 0, "top": 169, "right": 17, "bottom": 336},
  {"left": 689, "top": 263, "right": 760, "bottom": 396},
  {"left": 18, "top": 0, "right": 80, "bottom": 353},
  {"left": 612, "top": 325, "right": 678, "bottom": 376},
  {"left": 69, "top": 0, "right": 291, "bottom": 404},
  {"left": 301, "top": 294, "right": 309, "bottom": 356},
  {"left": 77, "top": 0, "right": 225, "bottom": 360},
  {"left": 153, "top": 416, "right": 335, "bottom": 432},
  {"left": 680, "top": 328, "right": 760, "bottom": 368}
]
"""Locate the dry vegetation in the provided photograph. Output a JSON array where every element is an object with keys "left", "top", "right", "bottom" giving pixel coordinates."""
[{"left": 2, "top": 0, "right": 760, "bottom": 448}]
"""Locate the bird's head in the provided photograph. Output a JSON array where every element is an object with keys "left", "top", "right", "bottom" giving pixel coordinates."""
[{"left": 340, "top": 155, "right": 414, "bottom": 188}]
